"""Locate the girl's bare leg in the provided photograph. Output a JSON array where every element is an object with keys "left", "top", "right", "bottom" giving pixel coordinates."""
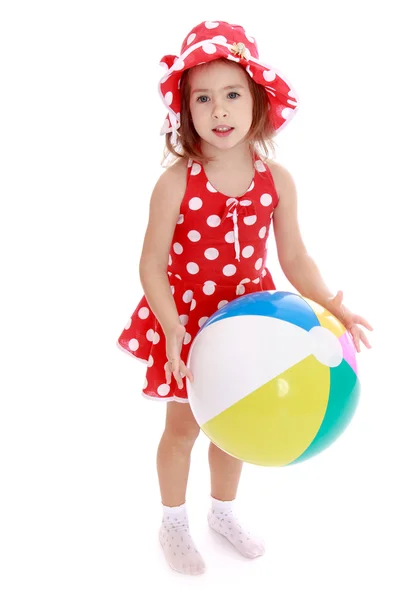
[
  {"left": 156, "top": 401, "right": 205, "bottom": 575},
  {"left": 207, "top": 441, "right": 265, "bottom": 559}
]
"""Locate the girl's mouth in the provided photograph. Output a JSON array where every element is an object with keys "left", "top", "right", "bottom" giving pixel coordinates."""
[{"left": 212, "top": 127, "right": 234, "bottom": 137}]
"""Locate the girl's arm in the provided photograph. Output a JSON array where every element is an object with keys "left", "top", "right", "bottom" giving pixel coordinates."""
[
  {"left": 139, "top": 159, "right": 187, "bottom": 336},
  {"left": 271, "top": 161, "right": 373, "bottom": 350},
  {"left": 271, "top": 162, "right": 336, "bottom": 309}
]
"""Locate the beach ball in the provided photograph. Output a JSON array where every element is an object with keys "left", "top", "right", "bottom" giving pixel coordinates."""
[{"left": 186, "top": 291, "right": 360, "bottom": 467}]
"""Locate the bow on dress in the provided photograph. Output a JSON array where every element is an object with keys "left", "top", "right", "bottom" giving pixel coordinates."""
[{"left": 220, "top": 198, "right": 256, "bottom": 261}]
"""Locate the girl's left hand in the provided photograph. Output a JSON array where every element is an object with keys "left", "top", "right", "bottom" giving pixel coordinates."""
[{"left": 326, "top": 290, "right": 373, "bottom": 352}]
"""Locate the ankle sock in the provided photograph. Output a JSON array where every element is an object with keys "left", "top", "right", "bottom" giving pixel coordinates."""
[
  {"left": 159, "top": 503, "right": 205, "bottom": 575},
  {"left": 208, "top": 496, "right": 265, "bottom": 559}
]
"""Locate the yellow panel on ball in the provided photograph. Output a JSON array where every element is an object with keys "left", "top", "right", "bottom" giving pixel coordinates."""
[
  {"left": 303, "top": 297, "right": 346, "bottom": 338},
  {"left": 202, "top": 355, "right": 330, "bottom": 466}
]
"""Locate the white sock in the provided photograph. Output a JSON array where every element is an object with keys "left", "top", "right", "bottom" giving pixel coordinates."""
[
  {"left": 159, "top": 503, "right": 205, "bottom": 575},
  {"left": 207, "top": 497, "right": 265, "bottom": 559}
]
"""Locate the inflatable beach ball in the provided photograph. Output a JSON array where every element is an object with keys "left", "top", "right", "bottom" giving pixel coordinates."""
[{"left": 186, "top": 291, "right": 360, "bottom": 467}]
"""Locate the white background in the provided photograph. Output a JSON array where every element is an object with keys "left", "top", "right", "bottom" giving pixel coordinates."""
[{"left": 1, "top": 1, "right": 394, "bottom": 598}]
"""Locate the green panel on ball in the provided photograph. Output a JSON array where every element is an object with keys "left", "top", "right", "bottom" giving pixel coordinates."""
[{"left": 289, "top": 360, "right": 360, "bottom": 465}]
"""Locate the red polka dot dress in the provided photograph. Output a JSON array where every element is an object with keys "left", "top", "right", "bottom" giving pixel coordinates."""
[{"left": 117, "top": 155, "right": 279, "bottom": 402}]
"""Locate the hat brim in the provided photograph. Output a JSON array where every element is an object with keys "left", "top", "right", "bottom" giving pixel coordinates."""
[{"left": 159, "top": 39, "right": 299, "bottom": 135}]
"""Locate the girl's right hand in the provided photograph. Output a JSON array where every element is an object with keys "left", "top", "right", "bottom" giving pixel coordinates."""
[{"left": 164, "top": 323, "right": 194, "bottom": 389}]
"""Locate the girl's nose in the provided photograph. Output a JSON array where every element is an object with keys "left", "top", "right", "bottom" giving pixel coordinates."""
[{"left": 212, "top": 104, "right": 229, "bottom": 119}]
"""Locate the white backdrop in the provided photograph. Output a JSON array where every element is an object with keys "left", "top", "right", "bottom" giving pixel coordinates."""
[{"left": 1, "top": 1, "right": 394, "bottom": 598}]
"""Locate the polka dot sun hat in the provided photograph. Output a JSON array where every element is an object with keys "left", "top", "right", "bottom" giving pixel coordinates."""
[{"left": 159, "top": 20, "right": 299, "bottom": 144}]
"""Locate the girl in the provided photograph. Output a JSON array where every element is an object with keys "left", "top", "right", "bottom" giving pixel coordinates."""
[{"left": 118, "top": 20, "right": 373, "bottom": 575}]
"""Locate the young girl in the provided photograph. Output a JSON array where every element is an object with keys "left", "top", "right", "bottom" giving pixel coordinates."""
[{"left": 118, "top": 20, "right": 373, "bottom": 575}]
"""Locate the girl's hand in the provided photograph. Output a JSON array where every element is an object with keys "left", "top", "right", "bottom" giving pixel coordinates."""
[
  {"left": 164, "top": 323, "right": 194, "bottom": 389},
  {"left": 327, "top": 290, "right": 373, "bottom": 352}
]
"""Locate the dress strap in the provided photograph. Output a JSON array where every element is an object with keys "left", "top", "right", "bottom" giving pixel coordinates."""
[{"left": 185, "top": 158, "right": 202, "bottom": 186}]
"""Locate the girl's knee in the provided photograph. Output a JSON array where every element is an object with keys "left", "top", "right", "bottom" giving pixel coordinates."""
[
  {"left": 164, "top": 401, "right": 200, "bottom": 445},
  {"left": 165, "top": 422, "right": 200, "bottom": 445}
]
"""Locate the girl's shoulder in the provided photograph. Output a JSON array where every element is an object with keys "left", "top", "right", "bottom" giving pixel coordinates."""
[
  {"left": 163, "top": 156, "right": 189, "bottom": 181},
  {"left": 264, "top": 158, "right": 292, "bottom": 203},
  {"left": 150, "top": 157, "right": 190, "bottom": 214}
]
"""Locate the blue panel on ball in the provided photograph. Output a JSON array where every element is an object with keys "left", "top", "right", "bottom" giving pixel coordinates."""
[{"left": 200, "top": 291, "right": 320, "bottom": 332}]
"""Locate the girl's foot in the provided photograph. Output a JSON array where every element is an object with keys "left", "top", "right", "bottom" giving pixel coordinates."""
[
  {"left": 160, "top": 503, "right": 205, "bottom": 575},
  {"left": 208, "top": 497, "right": 265, "bottom": 559}
]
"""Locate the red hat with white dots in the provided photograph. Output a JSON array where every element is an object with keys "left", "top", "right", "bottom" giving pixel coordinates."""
[{"left": 159, "top": 20, "right": 299, "bottom": 144}]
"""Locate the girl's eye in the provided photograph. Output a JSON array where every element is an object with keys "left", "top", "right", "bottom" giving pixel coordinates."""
[{"left": 196, "top": 92, "right": 240, "bottom": 103}]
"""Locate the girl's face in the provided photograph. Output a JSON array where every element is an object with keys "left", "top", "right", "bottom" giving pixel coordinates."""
[{"left": 188, "top": 60, "right": 253, "bottom": 152}]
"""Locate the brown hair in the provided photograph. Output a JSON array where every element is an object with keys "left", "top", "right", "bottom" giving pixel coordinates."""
[{"left": 162, "top": 58, "right": 277, "bottom": 167}]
